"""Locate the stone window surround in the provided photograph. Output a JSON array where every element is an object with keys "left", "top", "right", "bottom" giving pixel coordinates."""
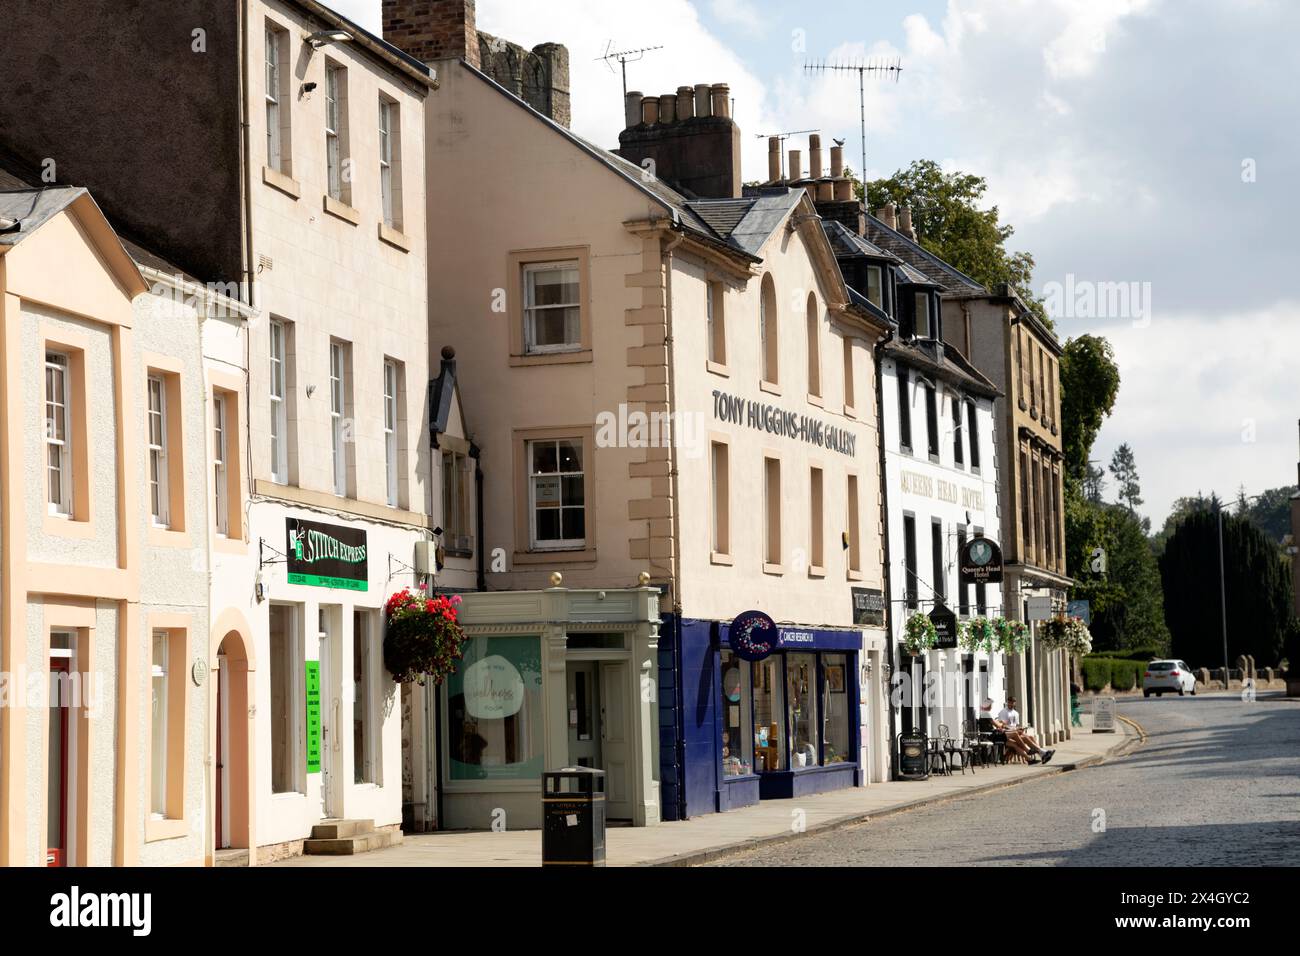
[
  {"left": 39, "top": 322, "right": 93, "bottom": 539},
  {"left": 512, "top": 424, "right": 596, "bottom": 565},
  {"left": 507, "top": 246, "right": 593, "bottom": 367}
]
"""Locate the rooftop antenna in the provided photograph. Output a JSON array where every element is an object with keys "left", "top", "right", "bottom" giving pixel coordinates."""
[
  {"left": 754, "top": 128, "right": 820, "bottom": 180},
  {"left": 803, "top": 57, "right": 902, "bottom": 193},
  {"left": 597, "top": 40, "right": 665, "bottom": 98}
]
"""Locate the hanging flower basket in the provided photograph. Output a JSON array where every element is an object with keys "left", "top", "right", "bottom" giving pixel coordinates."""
[
  {"left": 958, "top": 617, "right": 996, "bottom": 653},
  {"left": 902, "top": 612, "right": 938, "bottom": 656},
  {"left": 1040, "top": 615, "right": 1093, "bottom": 655},
  {"left": 992, "top": 617, "right": 1030, "bottom": 654},
  {"left": 383, "top": 584, "right": 468, "bottom": 685}
]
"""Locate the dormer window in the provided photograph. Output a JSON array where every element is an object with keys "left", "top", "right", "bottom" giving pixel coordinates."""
[
  {"left": 914, "top": 291, "right": 931, "bottom": 339},
  {"left": 866, "top": 265, "right": 883, "bottom": 309}
]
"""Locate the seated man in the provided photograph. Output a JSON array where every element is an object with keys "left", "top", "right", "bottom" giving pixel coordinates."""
[{"left": 994, "top": 696, "right": 1055, "bottom": 764}]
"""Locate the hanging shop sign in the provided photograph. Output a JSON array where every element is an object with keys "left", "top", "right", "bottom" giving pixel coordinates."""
[
  {"left": 1026, "top": 596, "right": 1054, "bottom": 622},
  {"left": 930, "top": 603, "right": 959, "bottom": 650},
  {"left": 286, "top": 518, "right": 368, "bottom": 591},
  {"left": 851, "top": 587, "right": 886, "bottom": 628},
  {"left": 728, "top": 610, "right": 779, "bottom": 662},
  {"left": 305, "top": 660, "right": 322, "bottom": 774},
  {"left": 712, "top": 389, "right": 858, "bottom": 457},
  {"left": 463, "top": 654, "right": 526, "bottom": 720},
  {"left": 1067, "top": 599, "right": 1091, "bottom": 625},
  {"left": 959, "top": 536, "right": 1004, "bottom": 585}
]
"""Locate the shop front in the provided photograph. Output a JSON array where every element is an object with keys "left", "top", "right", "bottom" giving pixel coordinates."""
[
  {"left": 434, "top": 584, "right": 663, "bottom": 830},
  {"left": 668, "top": 614, "right": 865, "bottom": 819}
]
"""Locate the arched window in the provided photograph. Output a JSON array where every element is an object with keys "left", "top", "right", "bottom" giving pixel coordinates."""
[
  {"left": 805, "top": 292, "right": 821, "bottom": 398},
  {"left": 760, "top": 274, "right": 778, "bottom": 385}
]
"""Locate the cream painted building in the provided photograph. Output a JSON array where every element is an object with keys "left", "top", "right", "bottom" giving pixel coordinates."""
[
  {"left": 380, "top": 0, "right": 893, "bottom": 826},
  {"left": 1, "top": 181, "right": 226, "bottom": 867}
]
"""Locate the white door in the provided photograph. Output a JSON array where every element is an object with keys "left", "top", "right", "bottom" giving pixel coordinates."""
[
  {"left": 318, "top": 610, "right": 335, "bottom": 819},
  {"left": 598, "top": 662, "right": 632, "bottom": 820}
]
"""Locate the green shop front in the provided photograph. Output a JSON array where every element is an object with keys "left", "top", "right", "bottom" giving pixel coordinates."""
[{"left": 435, "top": 584, "right": 664, "bottom": 830}]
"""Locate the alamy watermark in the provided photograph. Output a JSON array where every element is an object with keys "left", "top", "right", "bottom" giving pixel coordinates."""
[{"left": 1043, "top": 274, "right": 1152, "bottom": 327}]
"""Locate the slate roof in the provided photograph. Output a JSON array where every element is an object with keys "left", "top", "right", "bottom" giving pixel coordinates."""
[
  {"left": 884, "top": 336, "right": 1001, "bottom": 400},
  {"left": 862, "top": 211, "right": 986, "bottom": 296},
  {"left": 821, "top": 219, "right": 899, "bottom": 261},
  {"left": 691, "top": 191, "right": 804, "bottom": 258},
  {"left": 0, "top": 186, "right": 86, "bottom": 246}
]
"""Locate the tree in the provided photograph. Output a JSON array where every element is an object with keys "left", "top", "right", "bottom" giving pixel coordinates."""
[
  {"left": 1083, "top": 463, "right": 1107, "bottom": 504},
  {"left": 1109, "top": 443, "right": 1143, "bottom": 514},
  {"left": 1069, "top": 501, "right": 1170, "bottom": 654},
  {"left": 1237, "top": 485, "right": 1300, "bottom": 547},
  {"left": 863, "top": 160, "right": 1048, "bottom": 325},
  {"left": 1159, "top": 509, "right": 1294, "bottom": 667},
  {"left": 1149, "top": 493, "right": 1214, "bottom": 556},
  {"left": 1059, "top": 335, "right": 1121, "bottom": 487}
]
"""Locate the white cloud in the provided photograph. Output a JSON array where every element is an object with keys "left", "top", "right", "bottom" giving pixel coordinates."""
[{"left": 709, "top": 0, "right": 766, "bottom": 35}]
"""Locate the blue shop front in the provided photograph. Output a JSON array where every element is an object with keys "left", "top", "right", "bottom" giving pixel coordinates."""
[{"left": 659, "top": 613, "right": 864, "bottom": 820}]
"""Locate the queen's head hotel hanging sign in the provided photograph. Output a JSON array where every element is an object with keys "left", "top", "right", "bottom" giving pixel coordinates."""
[{"left": 287, "top": 518, "right": 368, "bottom": 591}]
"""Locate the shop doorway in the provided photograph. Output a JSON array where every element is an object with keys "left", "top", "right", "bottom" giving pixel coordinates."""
[
  {"left": 317, "top": 606, "right": 341, "bottom": 820},
  {"left": 46, "top": 640, "right": 75, "bottom": 867},
  {"left": 564, "top": 659, "right": 632, "bottom": 821}
]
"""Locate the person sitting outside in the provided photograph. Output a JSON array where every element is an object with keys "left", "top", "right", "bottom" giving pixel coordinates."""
[{"left": 994, "top": 697, "right": 1055, "bottom": 764}]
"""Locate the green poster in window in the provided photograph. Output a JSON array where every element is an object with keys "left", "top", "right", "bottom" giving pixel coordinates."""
[{"left": 305, "top": 660, "right": 321, "bottom": 774}]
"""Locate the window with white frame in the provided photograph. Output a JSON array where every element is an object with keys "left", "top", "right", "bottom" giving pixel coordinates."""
[
  {"left": 147, "top": 374, "right": 169, "bottom": 527},
  {"left": 523, "top": 261, "right": 581, "bottom": 353},
  {"left": 269, "top": 319, "right": 288, "bottom": 484},
  {"left": 265, "top": 26, "right": 283, "bottom": 171},
  {"left": 527, "top": 439, "right": 585, "bottom": 549},
  {"left": 384, "top": 359, "right": 399, "bottom": 507},
  {"left": 213, "top": 392, "right": 228, "bottom": 535},
  {"left": 330, "top": 341, "right": 349, "bottom": 496},
  {"left": 325, "top": 64, "right": 346, "bottom": 201},
  {"left": 150, "top": 630, "right": 169, "bottom": 816},
  {"left": 378, "top": 97, "right": 397, "bottom": 228},
  {"left": 45, "top": 351, "right": 72, "bottom": 516}
]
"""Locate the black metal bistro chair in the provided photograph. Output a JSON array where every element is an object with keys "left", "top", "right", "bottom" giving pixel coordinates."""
[
  {"left": 944, "top": 723, "right": 976, "bottom": 775},
  {"left": 977, "top": 717, "right": 1006, "bottom": 765},
  {"left": 963, "top": 719, "right": 994, "bottom": 768},
  {"left": 928, "top": 726, "right": 953, "bottom": 776}
]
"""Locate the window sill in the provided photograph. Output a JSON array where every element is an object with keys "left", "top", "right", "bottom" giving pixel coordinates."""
[
  {"left": 807, "top": 565, "right": 826, "bottom": 579},
  {"left": 378, "top": 222, "right": 410, "bottom": 252},
  {"left": 759, "top": 380, "right": 782, "bottom": 397},
  {"left": 147, "top": 526, "right": 192, "bottom": 549},
  {"left": 509, "top": 349, "right": 592, "bottom": 368},
  {"left": 762, "top": 562, "right": 784, "bottom": 576},
  {"left": 145, "top": 817, "right": 188, "bottom": 843},
  {"left": 213, "top": 534, "right": 247, "bottom": 556},
  {"left": 42, "top": 514, "right": 94, "bottom": 539},
  {"left": 513, "top": 548, "right": 597, "bottom": 566},
  {"left": 846, "top": 569, "right": 864, "bottom": 582},
  {"left": 706, "top": 360, "right": 730, "bottom": 377},
  {"left": 323, "top": 194, "right": 360, "bottom": 226},
  {"left": 262, "top": 165, "right": 300, "bottom": 199},
  {"left": 843, "top": 404, "right": 858, "bottom": 420},
  {"left": 807, "top": 393, "right": 824, "bottom": 408},
  {"left": 710, "top": 551, "right": 733, "bottom": 566}
]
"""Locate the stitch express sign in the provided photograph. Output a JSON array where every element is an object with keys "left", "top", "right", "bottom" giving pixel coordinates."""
[
  {"left": 712, "top": 390, "right": 859, "bottom": 457},
  {"left": 286, "top": 518, "right": 368, "bottom": 591}
]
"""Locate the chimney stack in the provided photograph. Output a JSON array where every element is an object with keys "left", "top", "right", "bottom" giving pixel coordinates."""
[
  {"left": 382, "top": 0, "right": 481, "bottom": 69},
  {"left": 768, "top": 136, "right": 781, "bottom": 182},
  {"left": 898, "top": 205, "right": 916, "bottom": 240},
  {"left": 616, "top": 80, "right": 743, "bottom": 199},
  {"left": 809, "top": 134, "right": 823, "bottom": 178},
  {"left": 625, "top": 91, "right": 642, "bottom": 129},
  {"left": 875, "top": 203, "right": 898, "bottom": 230},
  {"left": 830, "top": 145, "right": 844, "bottom": 177},
  {"left": 788, "top": 149, "right": 801, "bottom": 182}
]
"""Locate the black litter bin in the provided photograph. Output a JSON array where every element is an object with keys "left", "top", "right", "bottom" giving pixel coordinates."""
[
  {"left": 542, "top": 767, "right": 606, "bottom": 867},
  {"left": 897, "top": 730, "right": 930, "bottom": 780}
]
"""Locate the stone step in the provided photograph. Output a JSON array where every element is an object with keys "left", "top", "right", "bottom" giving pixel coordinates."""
[
  {"left": 214, "top": 848, "right": 249, "bottom": 867},
  {"left": 303, "top": 827, "right": 402, "bottom": 856},
  {"left": 309, "top": 818, "right": 376, "bottom": 840}
]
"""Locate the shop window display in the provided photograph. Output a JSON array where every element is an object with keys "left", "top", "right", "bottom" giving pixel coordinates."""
[
  {"left": 719, "top": 650, "right": 753, "bottom": 777},
  {"left": 447, "top": 635, "right": 544, "bottom": 780},
  {"left": 786, "top": 653, "right": 819, "bottom": 767},
  {"left": 821, "top": 652, "right": 851, "bottom": 763},
  {"left": 752, "top": 656, "right": 785, "bottom": 771}
]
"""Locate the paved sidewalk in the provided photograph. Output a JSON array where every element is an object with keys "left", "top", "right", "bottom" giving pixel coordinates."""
[{"left": 271, "top": 715, "right": 1133, "bottom": 868}]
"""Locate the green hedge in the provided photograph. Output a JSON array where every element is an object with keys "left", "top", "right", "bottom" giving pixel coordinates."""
[
  {"left": 1110, "top": 659, "right": 1142, "bottom": 691},
  {"left": 1081, "top": 657, "right": 1111, "bottom": 692}
]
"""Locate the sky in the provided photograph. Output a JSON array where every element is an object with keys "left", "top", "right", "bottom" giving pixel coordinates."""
[{"left": 330, "top": 0, "right": 1300, "bottom": 526}]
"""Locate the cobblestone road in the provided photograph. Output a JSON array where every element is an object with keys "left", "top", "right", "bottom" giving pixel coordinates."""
[{"left": 711, "top": 692, "right": 1300, "bottom": 866}]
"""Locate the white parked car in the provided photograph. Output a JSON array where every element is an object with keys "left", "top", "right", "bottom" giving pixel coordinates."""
[{"left": 1143, "top": 659, "right": 1196, "bottom": 697}]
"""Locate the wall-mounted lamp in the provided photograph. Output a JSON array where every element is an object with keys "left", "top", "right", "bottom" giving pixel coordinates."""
[{"left": 304, "top": 29, "right": 353, "bottom": 49}]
